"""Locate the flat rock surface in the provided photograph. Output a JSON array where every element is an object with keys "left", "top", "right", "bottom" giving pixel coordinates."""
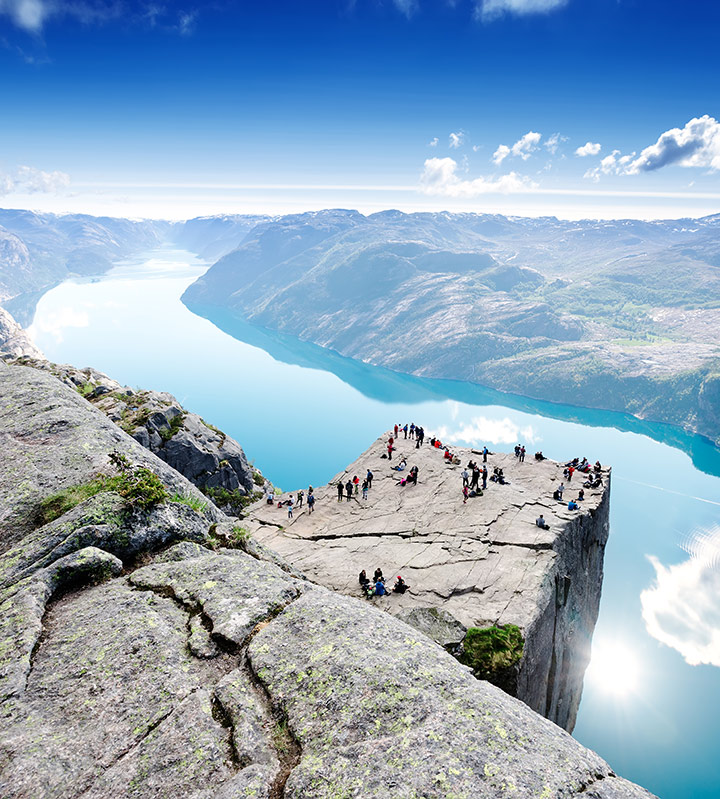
[{"left": 247, "top": 432, "right": 607, "bottom": 632}]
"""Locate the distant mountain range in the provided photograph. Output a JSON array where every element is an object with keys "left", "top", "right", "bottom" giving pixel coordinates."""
[
  {"left": 182, "top": 209, "right": 720, "bottom": 443},
  {"left": 0, "top": 209, "right": 270, "bottom": 325},
  {"left": 2, "top": 205, "right": 719, "bottom": 442}
]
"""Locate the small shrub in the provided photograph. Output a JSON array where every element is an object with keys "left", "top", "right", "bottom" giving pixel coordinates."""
[
  {"left": 252, "top": 471, "right": 265, "bottom": 487},
  {"left": 202, "top": 486, "right": 253, "bottom": 516},
  {"left": 170, "top": 492, "right": 208, "bottom": 513},
  {"left": 458, "top": 624, "right": 524, "bottom": 694},
  {"left": 158, "top": 413, "right": 185, "bottom": 443}
]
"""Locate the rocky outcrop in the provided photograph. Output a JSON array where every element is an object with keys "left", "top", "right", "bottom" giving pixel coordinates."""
[
  {"left": 247, "top": 433, "right": 610, "bottom": 733},
  {"left": 0, "top": 361, "right": 656, "bottom": 798},
  {"left": 7, "top": 357, "right": 260, "bottom": 506},
  {"left": 0, "top": 307, "right": 42, "bottom": 359}
]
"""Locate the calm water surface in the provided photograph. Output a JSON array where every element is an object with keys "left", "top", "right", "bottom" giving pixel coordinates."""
[{"left": 29, "top": 250, "right": 720, "bottom": 799}]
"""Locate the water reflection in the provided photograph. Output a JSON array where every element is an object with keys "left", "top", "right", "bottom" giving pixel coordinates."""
[{"left": 641, "top": 525, "right": 720, "bottom": 668}]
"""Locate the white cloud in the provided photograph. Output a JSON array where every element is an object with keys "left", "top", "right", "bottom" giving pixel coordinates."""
[
  {"left": 492, "top": 131, "right": 541, "bottom": 165},
  {"left": 28, "top": 306, "right": 89, "bottom": 344},
  {"left": 641, "top": 525, "right": 720, "bottom": 667},
  {"left": 583, "top": 116, "right": 720, "bottom": 181},
  {"left": 419, "top": 157, "right": 537, "bottom": 197},
  {"left": 0, "top": 0, "right": 49, "bottom": 31},
  {"left": 575, "top": 141, "right": 601, "bottom": 157},
  {"left": 393, "top": 0, "right": 417, "bottom": 18},
  {"left": 475, "top": 0, "right": 569, "bottom": 22},
  {"left": 428, "top": 137, "right": 439, "bottom": 148},
  {"left": 436, "top": 416, "right": 538, "bottom": 446},
  {"left": 625, "top": 115, "right": 720, "bottom": 174},
  {"left": 544, "top": 133, "right": 566, "bottom": 154},
  {"left": 0, "top": 165, "right": 70, "bottom": 195},
  {"left": 449, "top": 131, "right": 466, "bottom": 149}
]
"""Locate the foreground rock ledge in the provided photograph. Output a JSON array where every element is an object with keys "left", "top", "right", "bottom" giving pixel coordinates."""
[
  {"left": 247, "top": 433, "right": 611, "bottom": 733},
  {"left": 0, "top": 361, "right": 656, "bottom": 798}
]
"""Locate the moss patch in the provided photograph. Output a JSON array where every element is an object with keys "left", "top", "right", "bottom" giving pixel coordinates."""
[{"left": 457, "top": 624, "right": 524, "bottom": 694}]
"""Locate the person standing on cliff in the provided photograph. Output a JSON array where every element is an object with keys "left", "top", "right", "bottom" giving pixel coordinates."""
[
  {"left": 520, "top": 446, "right": 526, "bottom": 463},
  {"left": 287, "top": 496, "right": 294, "bottom": 519},
  {"left": 366, "top": 469, "right": 373, "bottom": 489},
  {"left": 337, "top": 481, "right": 344, "bottom": 502},
  {"left": 345, "top": 480, "right": 353, "bottom": 501},
  {"left": 462, "top": 468, "right": 469, "bottom": 487},
  {"left": 307, "top": 490, "right": 315, "bottom": 513},
  {"left": 297, "top": 490, "right": 304, "bottom": 507},
  {"left": 410, "top": 423, "right": 415, "bottom": 439},
  {"left": 362, "top": 479, "right": 368, "bottom": 500},
  {"left": 482, "top": 465, "right": 488, "bottom": 490},
  {"left": 463, "top": 484, "right": 469, "bottom": 504},
  {"left": 483, "top": 446, "right": 488, "bottom": 463}
]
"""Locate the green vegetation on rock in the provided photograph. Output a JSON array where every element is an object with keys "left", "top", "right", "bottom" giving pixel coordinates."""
[
  {"left": 158, "top": 413, "right": 186, "bottom": 442},
  {"left": 169, "top": 493, "right": 208, "bottom": 513},
  {"left": 36, "top": 453, "right": 169, "bottom": 525},
  {"left": 458, "top": 624, "right": 524, "bottom": 694}
]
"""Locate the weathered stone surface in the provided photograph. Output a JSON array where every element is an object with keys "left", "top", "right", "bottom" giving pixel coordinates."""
[
  {"left": 129, "top": 551, "right": 301, "bottom": 646},
  {"left": 247, "top": 432, "right": 611, "bottom": 731},
  {"left": 0, "top": 361, "right": 221, "bottom": 549},
  {"left": 0, "top": 492, "right": 211, "bottom": 591},
  {"left": 395, "top": 606, "right": 467, "bottom": 649},
  {"left": 249, "top": 589, "right": 653, "bottom": 799}
]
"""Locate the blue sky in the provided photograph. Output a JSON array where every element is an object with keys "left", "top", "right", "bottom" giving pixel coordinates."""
[{"left": 1, "top": 0, "right": 719, "bottom": 219}]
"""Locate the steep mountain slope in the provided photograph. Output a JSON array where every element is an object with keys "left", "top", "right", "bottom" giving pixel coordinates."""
[{"left": 183, "top": 209, "right": 720, "bottom": 442}]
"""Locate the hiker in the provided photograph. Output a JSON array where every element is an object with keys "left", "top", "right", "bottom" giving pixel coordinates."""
[
  {"left": 287, "top": 497, "right": 294, "bottom": 519},
  {"left": 568, "top": 499, "right": 579, "bottom": 511},
  {"left": 536, "top": 515, "right": 550, "bottom": 530},
  {"left": 444, "top": 449, "right": 453, "bottom": 462},
  {"left": 482, "top": 446, "right": 489, "bottom": 463},
  {"left": 410, "top": 423, "right": 415, "bottom": 439},
  {"left": 366, "top": 469, "right": 373, "bottom": 489},
  {"left": 482, "top": 466, "right": 488, "bottom": 490},
  {"left": 297, "top": 490, "right": 304, "bottom": 507},
  {"left": 359, "top": 570, "right": 370, "bottom": 590},
  {"left": 418, "top": 427, "right": 425, "bottom": 445},
  {"left": 374, "top": 579, "right": 387, "bottom": 597},
  {"left": 515, "top": 444, "right": 521, "bottom": 458},
  {"left": 394, "top": 424, "right": 399, "bottom": 438},
  {"left": 462, "top": 468, "right": 469, "bottom": 487},
  {"left": 393, "top": 457, "right": 407, "bottom": 472},
  {"left": 407, "top": 465, "right": 418, "bottom": 485},
  {"left": 535, "top": 451, "right": 545, "bottom": 461},
  {"left": 393, "top": 576, "right": 409, "bottom": 594},
  {"left": 387, "top": 441, "right": 393, "bottom": 460},
  {"left": 353, "top": 475, "right": 360, "bottom": 494},
  {"left": 307, "top": 491, "right": 315, "bottom": 513},
  {"left": 362, "top": 479, "right": 368, "bottom": 500},
  {"left": 337, "top": 482, "right": 344, "bottom": 502},
  {"left": 557, "top": 482, "right": 565, "bottom": 500},
  {"left": 594, "top": 460, "right": 602, "bottom": 473},
  {"left": 577, "top": 488, "right": 585, "bottom": 501},
  {"left": 345, "top": 480, "right": 353, "bottom": 501},
  {"left": 471, "top": 467, "right": 480, "bottom": 490},
  {"left": 519, "top": 446, "right": 526, "bottom": 463},
  {"left": 403, "top": 424, "right": 408, "bottom": 439},
  {"left": 463, "top": 484, "right": 469, "bottom": 504},
  {"left": 266, "top": 488, "right": 274, "bottom": 505},
  {"left": 374, "top": 567, "right": 383, "bottom": 583}
]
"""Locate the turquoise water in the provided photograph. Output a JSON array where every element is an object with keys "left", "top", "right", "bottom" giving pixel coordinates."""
[{"left": 29, "top": 249, "right": 720, "bottom": 799}]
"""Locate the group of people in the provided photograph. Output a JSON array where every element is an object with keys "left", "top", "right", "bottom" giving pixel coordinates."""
[
  {"left": 337, "top": 468, "right": 375, "bottom": 502},
  {"left": 393, "top": 422, "right": 426, "bottom": 448},
  {"left": 514, "top": 444, "right": 526, "bottom": 462},
  {"left": 359, "top": 568, "right": 409, "bottom": 599},
  {"left": 550, "top": 455, "right": 605, "bottom": 510},
  {"left": 272, "top": 485, "right": 317, "bottom": 519}
]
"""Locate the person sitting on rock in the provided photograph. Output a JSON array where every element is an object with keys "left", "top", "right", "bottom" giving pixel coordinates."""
[
  {"left": 535, "top": 451, "right": 545, "bottom": 461},
  {"left": 393, "top": 575, "right": 409, "bottom": 594},
  {"left": 536, "top": 514, "right": 550, "bottom": 529},
  {"left": 374, "top": 567, "right": 383, "bottom": 583},
  {"left": 594, "top": 460, "right": 602, "bottom": 473},
  {"left": 407, "top": 466, "right": 418, "bottom": 485},
  {"left": 393, "top": 457, "right": 407, "bottom": 472},
  {"left": 567, "top": 499, "right": 579, "bottom": 511},
  {"left": 374, "top": 579, "right": 387, "bottom": 597},
  {"left": 577, "top": 489, "right": 585, "bottom": 501},
  {"left": 359, "top": 570, "right": 370, "bottom": 590},
  {"left": 444, "top": 449, "right": 453, "bottom": 461}
]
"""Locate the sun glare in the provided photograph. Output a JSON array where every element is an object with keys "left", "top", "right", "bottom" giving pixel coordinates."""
[{"left": 585, "top": 640, "right": 641, "bottom": 698}]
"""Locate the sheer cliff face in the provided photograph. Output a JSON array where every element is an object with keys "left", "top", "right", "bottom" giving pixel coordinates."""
[
  {"left": 0, "top": 307, "right": 42, "bottom": 359},
  {"left": 183, "top": 209, "right": 720, "bottom": 444},
  {"left": 0, "top": 360, "right": 656, "bottom": 799},
  {"left": 245, "top": 432, "right": 610, "bottom": 733}
]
